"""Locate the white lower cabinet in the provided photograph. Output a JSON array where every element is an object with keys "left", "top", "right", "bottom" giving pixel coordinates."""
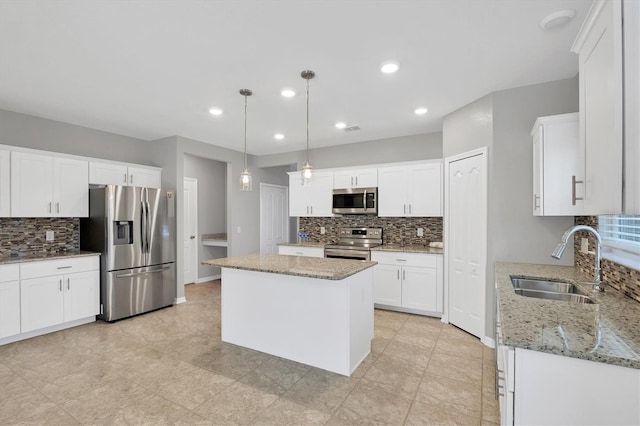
[
  {"left": 0, "top": 264, "right": 21, "bottom": 339},
  {"left": 278, "top": 245, "right": 324, "bottom": 258},
  {"left": 371, "top": 251, "right": 443, "bottom": 316},
  {"left": 0, "top": 256, "right": 100, "bottom": 342}
]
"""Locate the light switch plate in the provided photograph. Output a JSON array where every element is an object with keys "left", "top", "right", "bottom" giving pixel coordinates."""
[
  {"left": 417, "top": 228, "right": 424, "bottom": 237},
  {"left": 320, "top": 227, "right": 326, "bottom": 235},
  {"left": 46, "top": 231, "right": 54, "bottom": 241}
]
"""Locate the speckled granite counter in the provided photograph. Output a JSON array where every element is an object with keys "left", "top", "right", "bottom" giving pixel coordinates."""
[
  {"left": 203, "top": 253, "right": 376, "bottom": 280},
  {"left": 0, "top": 251, "right": 100, "bottom": 265},
  {"left": 496, "top": 262, "right": 640, "bottom": 369},
  {"left": 202, "top": 233, "right": 228, "bottom": 247},
  {"left": 277, "top": 241, "right": 327, "bottom": 248},
  {"left": 371, "top": 244, "right": 443, "bottom": 254}
]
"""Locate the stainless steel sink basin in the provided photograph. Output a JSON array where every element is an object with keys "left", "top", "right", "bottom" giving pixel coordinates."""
[
  {"left": 511, "top": 277, "right": 580, "bottom": 294},
  {"left": 510, "top": 276, "right": 594, "bottom": 304},
  {"left": 513, "top": 288, "right": 594, "bottom": 304}
]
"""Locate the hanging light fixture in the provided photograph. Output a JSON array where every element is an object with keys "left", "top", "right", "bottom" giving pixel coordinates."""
[
  {"left": 300, "top": 70, "right": 315, "bottom": 185},
  {"left": 239, "top": 88, "right": 253, "bottom": 191}
]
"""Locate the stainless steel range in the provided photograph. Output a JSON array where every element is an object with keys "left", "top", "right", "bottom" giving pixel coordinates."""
[{"left": 324, "top": 227, "right": 382, "bottom": 261}]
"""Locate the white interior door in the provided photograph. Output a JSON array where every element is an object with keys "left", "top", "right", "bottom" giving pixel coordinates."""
[
  {"left": 183, "top": 177, "right": 198, "bottom": 285},
  {"left": 260, "top": 184, "right": 289, "bottom": 253},
  {"left": 446, "top": 149, "right": 487, "bottom": 339}
]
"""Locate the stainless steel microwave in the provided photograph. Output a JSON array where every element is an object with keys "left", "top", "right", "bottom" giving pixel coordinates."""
[{"left": 332, "top": 187, "right": 377, "bottom": 215}]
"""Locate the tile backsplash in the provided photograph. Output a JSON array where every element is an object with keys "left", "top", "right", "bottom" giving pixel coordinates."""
[
  {"left": 299, "top": 216, "right": 443, "bottom": 246},
  {"left": 0, "top": 218, "right": 80, "bottom": 257},
  {"left": 574, "top": 216, "right": 640, "bottom": 303}
]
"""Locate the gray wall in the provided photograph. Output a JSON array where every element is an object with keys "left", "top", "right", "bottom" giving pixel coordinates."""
[
  {"left": 442, "top": 76, "right": 579, "bottom": 340},
  {"left": 256, "top": 132, "right": 443, "bottom": 169},
  {"left": 0, "top": 108, "right": 159, "bottom": 165},
  {"left": 184, "top": 154, "right": 227, "bottom": 280}
]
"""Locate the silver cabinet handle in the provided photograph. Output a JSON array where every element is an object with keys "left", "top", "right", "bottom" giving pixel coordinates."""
[
  {"left": 310, "top": 205, "right": 313, "bottom": 214},
  {"left": 48, "top": 202, "right": 52, "bottom": 213},
  {"left": 534, "top": 194, "right": 540, "bottom": 210},
  {"left": 409, "top": 204, "right": 412, "bottom": 214},
  {"left": 130, "top": 174, "right": 134, "bottom": 184},
  {"left": 572, "top": 175, "right": 583, "bottom": 205},
  {"left": 296, "top": 251, "right": 303, "bottom": 255},
  {"left": 124, "top": 173, "right": 128, "bottom": 183},
  {"left": 57, "top": 266, "right": 72, "bottom": 270},
  {"left": 397, "top": 269, "right": 400, "bottom": 280},
  {"left": 403, "top": 270, "right": 405, "bottom": 280},
  {"left": 67, "top": 278, "right": 70, "bottom": 290},
  {"left": 403, "top": 204, "right": 406, "bottom": 214},
  {"left": 56, "top": 202, "right": 60, "bottom": 213},
  {"left": 59, "top": 279, "right": 62, "bottom": 292},
  {"left": 396, "top": 259, "right": 407, "bottom": 262},
  {"left": 355, "top": 176, "right": 358, "bottom": 186},
  {"left": 351, "top": 176, "right": 353, "bottom": 186}
]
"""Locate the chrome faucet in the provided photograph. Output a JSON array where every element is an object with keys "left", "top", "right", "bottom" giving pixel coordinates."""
[{"left": 551, "top": 225, "right": 605, "bottom": 292}]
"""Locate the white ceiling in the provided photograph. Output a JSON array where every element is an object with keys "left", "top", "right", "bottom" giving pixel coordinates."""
[{"left": 0, "top": 0, "right": 591, "bottom": 156}]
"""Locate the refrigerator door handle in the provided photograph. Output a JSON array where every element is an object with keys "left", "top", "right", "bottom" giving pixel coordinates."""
[
  {"left": 141, "top": 199, "right": 148, "bottom": 255},
  {"left": 146, "top": 200, "right": 152, "bottom": 254},
  {"left": 115, "top": 265, "right": 171, "bottom": 278}
]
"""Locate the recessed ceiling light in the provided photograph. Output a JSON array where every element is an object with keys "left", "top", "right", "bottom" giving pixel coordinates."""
[
  {"left": 274, "top": 133, "right": 285, "bottom": 140},
  {"left": 380, "top": 61, "right": 400, "bottom": 74},
  {"left": 414, "top": 107, "right": 428, "bottom": 115},
  {"left": 209, "top": 108, "right": 223, "bottom": 116},
  {"left": 281, "top": 89, "right": 296, "bottom": 98},
  {"left": 540, "top": 10, "right": 576, "bottom": 30},
  {"left": 335, "top": 122, "right": 346, "bottom": 129}
]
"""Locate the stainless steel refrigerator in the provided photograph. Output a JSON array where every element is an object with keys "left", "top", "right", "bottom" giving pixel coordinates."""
[{"left": 81, "top": 185, "right": 176, "bottom": 321}]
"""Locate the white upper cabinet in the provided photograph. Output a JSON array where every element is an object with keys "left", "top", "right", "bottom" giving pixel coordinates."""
[
  {"left": 89, "top": 161, "right": 161, "bottom": 188},
  {"left": 0, "top": 150, "right": 10, "bottom": 217},
  {"left": 531, "top": 113, "right": 583, "bottom": 216},
  {"left": 333, "top": 168, "right": 378, "bottom": 189},
  {"left": 378, "top": 161, "right": 442, "bottom": 217},
  {"left": 10, "top": 152, "right": 88, "bottom": 217},
  {"left": 288, "top": 171, "right": 334, "bottom": 217},
  {"left": 572, "top": 0, "right": 623, "bottom": 214},
  {"left": 624, "top": 0, "right": 640, "bottom": 214}
]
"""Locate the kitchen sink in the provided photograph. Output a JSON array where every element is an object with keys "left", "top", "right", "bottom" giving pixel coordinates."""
[{"left": 510, "top": 276, "right": 594, "bottom": 304}]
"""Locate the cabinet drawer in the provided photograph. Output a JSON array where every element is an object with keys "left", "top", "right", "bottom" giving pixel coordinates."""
[
  {"left": 278, "top": 246, "right": 325, "bottom": 258},
  {"left": 20, "top": 256, "right": 99, "bottom": 280},
  {"left": 0, "top": 264, "right": 20, "bottom": 282},
  {"left": 371, "top": 251, "right": 439, "bottom": 267}
]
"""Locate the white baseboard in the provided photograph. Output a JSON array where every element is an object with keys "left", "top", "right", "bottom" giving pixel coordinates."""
[
  {"left": 195, "top": 274, "right": 220, "bottom": 283},
  {"left": 174, "top": 297, "right": 187, "bottom": 304},
  {"left": 482, "top": 335, "right": 496, "bottom": 348},
  {"left": 0, "top": 316, "right": 95, "bottom": 346}
]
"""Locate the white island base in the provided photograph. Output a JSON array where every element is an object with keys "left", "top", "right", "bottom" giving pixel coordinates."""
[{"left": 220, "top": 267, "right": 374, "bottom": 376}]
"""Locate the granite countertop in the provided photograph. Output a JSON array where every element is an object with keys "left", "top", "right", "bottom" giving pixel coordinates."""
[
  {"left": 203, "top": 253, "right": 376, "bottom": 280},
  {"left": 277, "top": 241, "right": 327, "bottom": 248},
  {"left": 202, "top": 233, "right": 227, "bottom": 241},
  {"left": 496, "top": 262, "right": 640, "bottom": 370},
  {"left": 0, "top": 251, "right": 101, "bottom": 265},
  {"left": 371, "top": 244, "right": 444, "bottom": 254}
]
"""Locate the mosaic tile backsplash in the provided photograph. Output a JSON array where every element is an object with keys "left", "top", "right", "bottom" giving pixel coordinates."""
[
  {"left": 299, "top": 216, "right": 443, "bottom": 246},
  {"left": 0, "top": 218, "right": 80, "bottom": 257},
  {"left": 574, "top": 216, "right": 640, "bottom": 304}
]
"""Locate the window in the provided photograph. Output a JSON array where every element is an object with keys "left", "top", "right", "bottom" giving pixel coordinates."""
[{"left": 598, "top": 215, "right": 640, "bottom": 270}]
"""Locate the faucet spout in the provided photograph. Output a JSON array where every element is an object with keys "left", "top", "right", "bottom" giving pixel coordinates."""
[{"left": 551, "top": 225, "right": 604, "bottom": 292}]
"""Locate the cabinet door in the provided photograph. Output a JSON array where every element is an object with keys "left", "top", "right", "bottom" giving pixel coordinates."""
[
  {"left": 128, "top": 166, "right": 161, "bottom": 188},
  {"left": 0, "top": 281, "right": 21, "bottom": 339},
  {"left": 308, "top": 171, "right": 334, "bottom": 217},
  {"left": 354, "top": 168, "right": 378, "bottom": 188},
  {"left": 20, "top": 276, "right": 64, "bottom": 332},
  {"left": 89, "top": 162, "right": 128, "bottom": 186},
  {"left": 373, "top": 264, "right": 402, "bottom": 306},
  {"left": 333, "top": 171, "right": 355, "bottom": 189},
  {"left": 63, "top": 271, "right": 99, "bottom": 322},
  {"left": 576, "top": 0, "right": 623, "bottom": 214},
  {"left": 0, "top": 150, "right": 10, "bottom": 217},
  {"left": 402, "top": 266, "right": 439, "bottom": 312},
  {"left": 408, "top": 163, "right": 442, "bottom": 216},
  {"left": 378, "top": 166, "right": 408, "bottom": 217},
  {"left": 53, "top": 157, "right": 88, "bottom": 217},
  {"left": 11, "top": 151, "right": 54, "bottom": 217},
  {"left": 532, "top": 126, "right": 543, "bottom": 216},
  {"left": 289, "top": 172, "right": 309, "bottom": 216}
]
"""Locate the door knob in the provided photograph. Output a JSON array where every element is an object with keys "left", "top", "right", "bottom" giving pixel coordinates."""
[{"left": 190, "top": 235, "right": 196, "bottom": 239}]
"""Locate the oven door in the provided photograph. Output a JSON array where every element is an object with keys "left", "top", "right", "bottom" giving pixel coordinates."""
[
  {"left": 332, "top": 187, "right": 377, "bottom": 215},
  {"left": 324, "top": 248, "right": 370, "bottom": 261}
]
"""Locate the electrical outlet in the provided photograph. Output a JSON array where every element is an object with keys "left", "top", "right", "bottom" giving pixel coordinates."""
[
  {"left": 320, "top": 227, "right": 326, "bottom": 235},
  {"left": 417, "top": 228, "right": 424, "bottom": 237},
  {"left": 46, "top": 231, "right": 54, "bottom": 241},
  {"left": 581, "top": 237, "right": 589, "bottom": 254}
]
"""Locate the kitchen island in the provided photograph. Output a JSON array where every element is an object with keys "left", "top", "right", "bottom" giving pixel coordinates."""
[{"left": 203, "top": 253, "right": 376, "bottom": 376}]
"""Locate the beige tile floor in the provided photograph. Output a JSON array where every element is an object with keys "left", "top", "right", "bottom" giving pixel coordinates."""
[{"left": 0, "top": 280, "right": 499, "bottom": 425}]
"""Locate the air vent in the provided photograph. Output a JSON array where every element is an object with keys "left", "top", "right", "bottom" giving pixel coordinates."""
[{"left": 343, "top": 125, "right": 361, "bottom": 132}]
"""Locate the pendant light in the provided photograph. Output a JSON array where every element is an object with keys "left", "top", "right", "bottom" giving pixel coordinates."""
[
  {"left": 239, "top": 88, "right": 252, "bottom": 191},
  {"left": 300, "top": 70, "right": 315, "bottom": 185}
]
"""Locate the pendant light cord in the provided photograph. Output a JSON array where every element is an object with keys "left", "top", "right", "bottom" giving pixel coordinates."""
[
  {"left": 306, "top": 77, "right": 310, "bottom": 164},
  {"left": 243, "top": 94, "right": 248, "bottom": 170}
]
